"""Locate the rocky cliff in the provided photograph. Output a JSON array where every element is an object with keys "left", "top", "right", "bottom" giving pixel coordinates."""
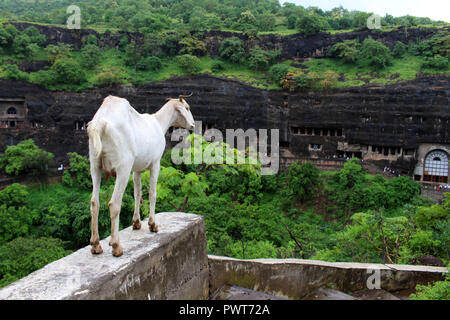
[{"left": 0, "top": 74, "right": 448, "bottom": 175}]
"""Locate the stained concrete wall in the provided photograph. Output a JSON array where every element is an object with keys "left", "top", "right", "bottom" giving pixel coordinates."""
[
  {"left": 208, "top": 256, "right": 448, "bottom": 300},
  {"left": 0, "top": 212, "right": 209, "bottom": 300}
]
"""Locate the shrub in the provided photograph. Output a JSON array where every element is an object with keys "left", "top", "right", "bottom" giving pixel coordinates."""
[
  {"left": 175, "top": 54, "right": 202, "bottom": 74},
  {"left": 330, "top": 40, "right": 360, "bottom": 63},
  {"left": 51, "top": 58, "right": 86, "bottom": 85},
  {"left": 0, "top": 139, "right": 54, "bottom": 177},
  {"left": 392, "top": 41, "right": 408, "bottom": 58},
  {"left": 269, "top": 64, "right": 290, "bottom": 83},
  {"left": 219, "top": 37, "right": 246, "bottom": 64},
  {"left": 179, "top": 36, "right": 207, "bottom": 56},
  {"left": 136, "top": 56, "right": 162, "bottom": 71},
  {"left": 96, "top": 66, "right": 128, "bottom": 86},
  {"left": 280, "top": 70, "right": 306, "bottom": 91},
  {"left": 2, "top": 64, "right": 29, "bottom": 81},
  {"left": 422, "top": 56, "right": 449, "bottom": 70},
  {"left": 410, "top": 273, "right": 450, "bottom": 300},
  {"left": 45, "top": 44, "right": 73, "bottom": 64},
  {"left": 287, "top": 14, "right": 298, "bottom": 29},
  {"left": 80, "top": 44, "right": 101, "bottom": 69},
  {"left": 247, "top": 47, "right": 279, "bottom": 71},
  {"left": 211, "top": 61, "right": 225, "bottom": 73},
  {"left": 358, "top": 38, "right": 393, "bottom": 69},
  {"left": 309, "top": 70, "right": 340, "bottom": 89},
  {"left": 22, "top": 26, "right": 46, "bottom": 46}
]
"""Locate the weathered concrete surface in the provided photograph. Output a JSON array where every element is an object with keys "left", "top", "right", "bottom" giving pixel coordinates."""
[
  {"left": 302, "top": 288, "right": 357, "bottom": 300},
  {"left": 212, "top": 285, "right": 288, "bottom": 300},
  {"left": 208, "top": 256, "right": 448, "bottom": 300},
  {"left": 0, "top": 212, "right": 209, "bottom": 300}
]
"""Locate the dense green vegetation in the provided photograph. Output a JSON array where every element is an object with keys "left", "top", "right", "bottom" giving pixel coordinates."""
[
  {"left": 1, "top": 0, "right": 447, "bottom": 34},
  {"left": 0, "top": 1, "right": 449, "bottom": 90},
  {"left": 0, "top": 138, "right": 448, "bottom": 294}
]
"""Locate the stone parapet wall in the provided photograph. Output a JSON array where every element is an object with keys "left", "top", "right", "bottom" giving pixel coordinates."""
[
  {"left": 208, "top": 256, "right": 448, "bottom": 300},
  {"left": 0, "top": 212, "right": 209, "bottom": 300}
]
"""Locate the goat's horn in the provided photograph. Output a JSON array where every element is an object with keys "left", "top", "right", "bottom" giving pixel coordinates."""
[{"left": 179, "top": 92, "right": 193, "bottom": 101}]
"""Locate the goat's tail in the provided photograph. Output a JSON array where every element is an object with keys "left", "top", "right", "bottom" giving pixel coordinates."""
[{"left": 87, "top": 119, "right": 105, "bottom": 160}]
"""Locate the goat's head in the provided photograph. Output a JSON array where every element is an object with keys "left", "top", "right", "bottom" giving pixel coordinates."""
[{"left": 167, "top": 93, "right": 195, "bottom": 130}]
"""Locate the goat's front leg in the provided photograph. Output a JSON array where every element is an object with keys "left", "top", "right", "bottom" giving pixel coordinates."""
[
  {"left": 132, "top": 171, "right": 142, "bottom": 230},
  {"left": 148, "top": 161, "right": 160, "bottom": 232}
]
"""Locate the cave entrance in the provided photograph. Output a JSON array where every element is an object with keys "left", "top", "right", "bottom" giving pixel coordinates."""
[{"left": 422, "top": 150, "right": 449, "bottom": 184}]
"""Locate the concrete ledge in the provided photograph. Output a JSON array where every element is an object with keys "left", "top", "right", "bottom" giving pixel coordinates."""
[
  {"left": 0, "top": 212, "right": 209, "bottom": 300},
  {"left": 208, "top": 255, "right": 448, "bottom": 300}
]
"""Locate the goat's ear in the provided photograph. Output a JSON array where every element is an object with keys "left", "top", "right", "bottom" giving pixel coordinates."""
[{"left": 166, "top": 98, "right": 171, "bottom": 102}]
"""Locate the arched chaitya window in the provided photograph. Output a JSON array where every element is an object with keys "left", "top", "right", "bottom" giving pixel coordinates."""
[
  {"left": 423, "top": 150, "right": 449, "bottom": 183},
  {"left": 7, "top": 107, "right": 17, "bottom": 115}
]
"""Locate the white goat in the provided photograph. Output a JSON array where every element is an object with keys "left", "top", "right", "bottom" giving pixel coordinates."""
[{"left": 87, "top": 95, "right": 195, "bottom": 257}]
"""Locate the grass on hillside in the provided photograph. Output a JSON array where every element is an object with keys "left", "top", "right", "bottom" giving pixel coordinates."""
[
  {"left": 303, "top": 54, "right": 450, "bottom": 87},
  {"left": 69, "top": 49, "right": 280, "bottom": 90}
]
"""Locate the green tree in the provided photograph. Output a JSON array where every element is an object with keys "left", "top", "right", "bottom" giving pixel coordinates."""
[
  {"left": 62, "top": 152, "right": 92, "bottom": 190},
  {"left": 281, "top": 162, "right": 320, "bottom": 203},
  {"left": 287, "top": 14, "right": 298, "bottom": 29},
  {"left": 80, "top": 44, "right": 101, "bottom": 69},
  {"left": 296, "top": 14, "right": 326, "bottom": 37},
  {"left": 0, "top": 139, "right": 54, "bottom": 177}
]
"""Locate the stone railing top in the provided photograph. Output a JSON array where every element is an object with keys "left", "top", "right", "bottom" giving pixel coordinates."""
[
  {"left": 0, "top": 212, "right": 204, "bottom": 300},
  {"left": 208, "top": 255, "right": 448, "bottom": 273}
]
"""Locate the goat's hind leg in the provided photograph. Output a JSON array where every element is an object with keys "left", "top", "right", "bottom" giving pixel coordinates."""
[
  {"left": 132, "top": 171, "right": 142, "bottom": 230},
  {"left": 148, "top": 161, "right": 160, "bottom": 233},
  {"left": 109, "top": 166, "right": 131, "bottom": 257},
  {"left": 90, "top": 163, "right": 103, "bottom": 254}
]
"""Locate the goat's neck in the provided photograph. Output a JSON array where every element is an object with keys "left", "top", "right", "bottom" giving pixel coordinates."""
[{"left": 153, "top": 103, "right": 176, "bottom": 134}]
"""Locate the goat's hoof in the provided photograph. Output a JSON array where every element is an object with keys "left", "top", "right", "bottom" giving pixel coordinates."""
[
  {"left": 149, "top": 223, "right": 159, "bottom": 233},
  {"left": 91, "top": 244, "right": 103, "bottom": 255},
  {"left": 112, "top": 243, "right": 123, "bottom": 257},
  {"left": 132, "top": 220, "right": 142, "bottom": 230}
]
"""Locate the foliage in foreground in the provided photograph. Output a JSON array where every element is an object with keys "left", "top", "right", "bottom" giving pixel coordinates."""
[
  {"left": 0, "top": 139, "right": 54, "bottom": 177},
  {"left": 410, "top": 271, "right": 450, "bottom": 300},
  {"left": 0, "top": 137, "right": 447, "bottom": 290}
]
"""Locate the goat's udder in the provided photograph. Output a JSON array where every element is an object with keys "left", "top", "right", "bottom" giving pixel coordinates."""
[{"left": 104, "top": 170, "right": 117, "bottom": 182}]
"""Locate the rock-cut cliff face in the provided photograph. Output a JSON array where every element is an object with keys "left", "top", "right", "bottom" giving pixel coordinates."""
[{"left": 0, "top": 74, "right": 448, "bottom": 176}]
